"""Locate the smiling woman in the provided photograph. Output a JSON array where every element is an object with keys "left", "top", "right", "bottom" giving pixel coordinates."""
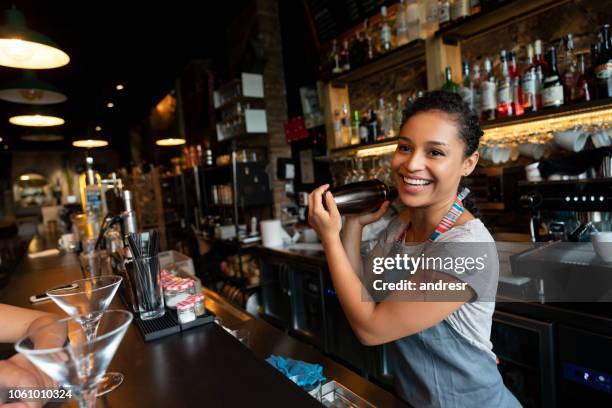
[{"left": 308, "top": 91, "right": 520, "bottom": 407}]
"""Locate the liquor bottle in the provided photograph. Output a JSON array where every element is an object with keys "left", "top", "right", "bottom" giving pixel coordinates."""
[
  {"left": 575, "top": 53, "right": 593, "bottom": 102},
  {"left": 509, "top": 51, "right": 523, "bottom": 116},
  {"left": 331, "top": 40, "right": 342, "bottom": 74},
  {"left": 340, "top": 40, "right": 350, "bottom": 71},
  {"left": 324, "top": 179, "right": 398, "bottom": 214},
  {"left": 450, "top": 0, "right": 470, "bottom": 23},
  {"left": 459, "top": 61, "right": 474, "bottom": 110},
  {"left": 497, "top": 50, "right": 513, "bottom": 117},
  {"left": 341, "top": 103, "right": 351, "bottom": 145},
  {"left": 349, "top": 32, "right": 364, "bottom": 69},
  {"left": 534, "top": 39, "right": 548, "bottom": 77},
  {"left": 379, "top": 6, "right": 393, "bottom": 53},
  {"left": 590, "top": 43, "right": 601, "bottom": 100},
  {"left": 384, "top": 101, "right": 395, "bottom": 137},
  {"left": 442, "top": 66, "right": 459, "bottom": 93},
  {"left": 439, "top": 0, "right": 451, "bottom": 29},
  {"left": 542, "top": 47, "right": 564, "bottom": 108},
  {"left": 367, "top": 108, "right": 378, "bottom": 143},
  {"left": 393, "top": 94, "right": 404, "bottom": 136},
  {"left": 84, "top": 156, "right": 104, "bottom": 222},
  {"left": 422, "top": 0, "right": 439, "bottom": 38},
  {"left": 351, "top": 110, "right": 361, "bottom": 145},
  {"left": 406, "top": 0, "right": 421, "bottom": 42},
  {"left": 333, "top": 110, "right": 343, "bottom": 147},
  {"left": 522, "top": 44, "right": 537, "bottom": 113},
  {"left": 562, "top": 34, "right": 578, "bottom": 103},
  {"left": 364, "top": 19, "right": 374, "bottom": 60},
  {"left": 376, "top": 98, "right": 387, "bottom": 139},
  {"left": 360, "top": 111, "right": 370, "bottom": 144},
  {"left": 595, "top": 24, "right": 612, "bottom": 99},
  {"left": 480, "top": 57, "right": 497, "bottom": 121},
  {"left": 471, "top": 62, "right": 482, "bottom": 114},
  {"left": 395, "top": 0, "right": 409, "bottom": 47},
  {"left": 470, "top": 0, "right": 481, "bottom": 14}
]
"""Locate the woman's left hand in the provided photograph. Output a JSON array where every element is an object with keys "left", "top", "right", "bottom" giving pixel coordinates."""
[{"left": 308, "top": 184, "right": 342, "bottom": 244}]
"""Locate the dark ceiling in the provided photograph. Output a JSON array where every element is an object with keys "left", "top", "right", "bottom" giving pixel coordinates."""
[{"left": 0, "top": 0, "right": 249, "bottom": 157}]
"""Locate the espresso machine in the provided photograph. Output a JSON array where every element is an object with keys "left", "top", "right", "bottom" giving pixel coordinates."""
[{"left": 519, "top": 179, "right": 612, "bottom": 242}]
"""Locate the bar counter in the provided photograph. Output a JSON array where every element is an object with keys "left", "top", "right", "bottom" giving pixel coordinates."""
[{"left": 0, "top": 235, "right": 408, "bottom": 408}]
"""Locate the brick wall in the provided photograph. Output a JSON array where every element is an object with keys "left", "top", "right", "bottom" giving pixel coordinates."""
[{"left": 255, "top": 0, "right": 291, "bottom": 221}]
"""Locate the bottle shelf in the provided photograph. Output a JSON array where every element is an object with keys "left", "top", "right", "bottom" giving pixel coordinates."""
[
  {"left": 323, "top": 39, "right": 425, "bottom": 84},
  {"left": 436, "top": 0, "right": 573, "bottom": 45},
  {"left": 480, "top": 98, "right": 612, "bottom": 130},
  {"left": 330, "top": 137, "right": 399, "bottom": 157}
]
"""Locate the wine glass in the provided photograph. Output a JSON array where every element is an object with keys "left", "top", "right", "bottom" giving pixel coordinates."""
[
  {"left": 15, "top": 310, "right": 133, "bottom": 408},
  {"left": 46, "top": 275, "right": 125, "bottom": 397}
]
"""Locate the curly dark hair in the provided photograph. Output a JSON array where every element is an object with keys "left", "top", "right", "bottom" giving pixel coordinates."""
[
  {"left": 402, "top": 90, "right": 483, "bottom": 157},
  {"left": 401, "top": 90, "right": 484, "bottom": 217}
]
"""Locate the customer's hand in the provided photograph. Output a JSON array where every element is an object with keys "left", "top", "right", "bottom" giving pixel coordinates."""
[
  {"left": 308, "top": 184, "right": 342, "bottom": 244},
  {"left": 345, "top": 200, "right": 390, "bottom": 228},
  {"left": 0, "top": 353, "right": 55, "bottom": 408}
]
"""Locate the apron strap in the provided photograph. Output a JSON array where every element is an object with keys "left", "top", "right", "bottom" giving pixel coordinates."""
[{"left": 396, "top": 188, "right": 470, "bottom": 243}]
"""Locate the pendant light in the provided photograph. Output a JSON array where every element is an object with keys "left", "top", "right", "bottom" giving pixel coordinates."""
[
  {"left": 0, "top": 5, "right": 70, "bottom": 69},
  {"left": 0, "top": 71, "right": 67, "bottom": 104},
  {"left": 8, "top": 110, "right": 64, "bottom": 126},
  {"left": 72, "top": 124, "right": 108, "bottom": 148},
  {"left": 155, "top": 80, "right": 186, "bottom": 146}
]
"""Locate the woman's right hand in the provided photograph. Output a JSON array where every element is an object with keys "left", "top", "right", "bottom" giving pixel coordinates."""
[{"left": 345, "top": 201, "right": 391, "bottom": 228}]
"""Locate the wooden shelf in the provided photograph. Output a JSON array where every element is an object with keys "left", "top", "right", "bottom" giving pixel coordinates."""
[
  {"left": 330, "top": 137, "right": 399, "bottom": 155},
  {"left": 323, "top": 39, "right": 425, "bottom": 84},
  {"left": 480, "top": 98, "right": 612, "bottom": 130},
  {"left": 436, "top": 0, "right": 572, "bottom": 45}
]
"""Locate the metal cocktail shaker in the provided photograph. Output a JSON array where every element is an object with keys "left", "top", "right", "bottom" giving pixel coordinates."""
[{"left": 324, "top": 179, "right": 397, "bottom": 214}]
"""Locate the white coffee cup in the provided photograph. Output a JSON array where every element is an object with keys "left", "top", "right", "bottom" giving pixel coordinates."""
[
  {"left": 519, "top": 143, "right": 546, "bottom": 160},
  {"left": 58, "top": 233, "right": 76, "bottom": 251},
  {"left": 591, "top": 130, "right": 612, "bottom": 148},
  {"left": 525, "top": 162, "right": 542, "bottom": 182},
  {"left": 554, "top": 130, "right": 588, "bottom": 152},
  {"left": 591, "top": 232, "right": 612, "bottom": 263}
]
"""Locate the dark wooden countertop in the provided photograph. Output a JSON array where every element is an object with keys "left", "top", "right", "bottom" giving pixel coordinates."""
[{"left": 0, "top": 239, "right": 408, "bottom": 408}]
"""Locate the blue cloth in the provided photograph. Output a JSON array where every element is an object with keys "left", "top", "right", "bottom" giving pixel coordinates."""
[{"left": 266, "top": 355, "right": 326, "bottom": 387}]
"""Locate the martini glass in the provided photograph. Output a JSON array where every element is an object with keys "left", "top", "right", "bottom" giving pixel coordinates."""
[
  {"left": 46, "top": 275, "right": 124, "bottom": 396},
  {"left": 15, "top": 309, "right": 132, "bottom": 408}
]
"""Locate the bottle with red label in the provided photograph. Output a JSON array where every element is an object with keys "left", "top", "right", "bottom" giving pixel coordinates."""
[
  {"left": 509, "top": 51, "right": 523, "bottom": 116},
  {"left": 522, "top": 44, "right": 537, "bottom": 113},
  {"left": 497, "top": 50, "right": 513, "bottom": 117},
  {"left": 533, "top": 40, "right": 548, "bottom": 110}
]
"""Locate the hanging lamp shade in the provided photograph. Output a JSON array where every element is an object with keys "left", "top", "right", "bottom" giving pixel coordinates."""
[
  {"left": 0, "top": 71, "right": 67, "bottom": 104},
  {"left": 155, "top": 137, "right": 185, "bottom": 146},
  {"left": 72, "top": 124, "right": 108, "bottom": 148},
  {"left": 0, "top": 6, "right": 69, "bottom": 69}
]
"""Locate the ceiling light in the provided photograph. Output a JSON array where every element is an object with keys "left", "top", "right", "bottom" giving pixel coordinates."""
[
  {"left": 107, "top": 102, "right": 114, "bottom": 108},
  {"left": 155, "top": 137, "right": 186, "bottom": 146},
  {"left": 0, "top": 71, "right": 67, "bottom": 104},
  {"left": 73, "top": 123, "right": 109, "bottom": 149},
  {"left": 72, "top": 139, "right": 108, "bottom": 148},
  {"left": 9, "top": 114, "right": 64, "bottom": 127},
  {"left": 116, "top": 84, "right": 124, "bottom": 90},
  {"left": 0, "top": 6, "right": 70, "bottom": 69}
]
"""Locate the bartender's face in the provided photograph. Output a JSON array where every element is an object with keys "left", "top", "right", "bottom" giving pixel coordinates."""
[{"left": 391, "top": 110, "right": 478, "bottom": 208}]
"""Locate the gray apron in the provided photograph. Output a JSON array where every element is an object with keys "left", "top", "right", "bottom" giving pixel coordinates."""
[
  {"left": 383, "top": 192, "right": 521, "bottom": 407},
  {"left": 390, "top": 321, "right": 521, "bottom": 407}
]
